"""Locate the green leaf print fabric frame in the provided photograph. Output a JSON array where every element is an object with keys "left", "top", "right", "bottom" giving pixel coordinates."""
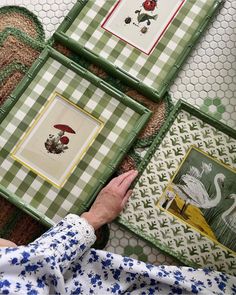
[
  {"left": 0, "top": 46, "right": 151, "bottom": 227},
  {"left": 54, "top": 0, "right": 222, "bottom": 101},
  {"left": 118, "top": 100, "right": 236, "bottom": 275}
]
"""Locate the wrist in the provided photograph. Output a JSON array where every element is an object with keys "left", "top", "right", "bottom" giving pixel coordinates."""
[{"left": 81, "top": 212, "right": 105, "bottom": 230}]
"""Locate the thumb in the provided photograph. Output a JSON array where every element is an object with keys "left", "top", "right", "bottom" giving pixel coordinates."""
[{"left": 121, "top": 189, "right": 133, "bottom": 208}]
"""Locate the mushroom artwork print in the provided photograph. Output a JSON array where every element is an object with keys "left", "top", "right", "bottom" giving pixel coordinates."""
[{"left": 44, "top": 124, "right": 76, "bottom": 154}]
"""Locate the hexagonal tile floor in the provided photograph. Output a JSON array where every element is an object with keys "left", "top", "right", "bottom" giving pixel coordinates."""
[
  {"left": 0, "top": 0, "right": 235, "bottom": 266},
  {"left": 169, "top": 0, "right": 236, "bottom": 129}
]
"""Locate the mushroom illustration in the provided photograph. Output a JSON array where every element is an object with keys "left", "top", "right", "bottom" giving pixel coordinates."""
[
  {"left": 53, "top": 124, "right": 75, "bottom": 144},
  {"left": 54, "top": 124, "right": 76, "bottom": 134},
  {"left": 44, "top": 124, "right": 76, "bottom": 154},
  {"left": 54, "top": 124, "right": 75, "bottom": 135}
]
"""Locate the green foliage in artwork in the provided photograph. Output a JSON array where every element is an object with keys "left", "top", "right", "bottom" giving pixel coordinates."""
[
  {"left": 147, "top": 175, "right": 156, "bottom": 185},
  {"left": 177, "top": 250, "right": 188, "bottom": 260},
  {"left": 171, "top": 227, "right": 182, "bottom": 236},
  {"left": 159, "top": 219, "right": 168, "bottom": 228},
  {"left": 138, "top": 178, "right": 147, "bottom": 187},
  {"left": 183, "top": 227, "right": 193, "bottom": 234},
  {"left": 178, "top": 125, "right": 188, "bottom": 134},
  {"left": 199, "top": 244, "right": 209, "bottom": 253},
  {"left": 212, "top": 252, "right": 223, "bottom": 262},
  {"left": 191, "top": 134, "right": 201, "bottom": 141},
  {"left": 189, "top": 122, "right": 199, "bottom": 131},
  {"left": 134, "top": 213, "right": 144, "bottom": 223},
  {"left": 156, "top": 162, "right": 165, "bottom": 171},
  {"left": 204, "top": 140, "right": 214, "bottom": 149},
  {"left": 222, "top": 250, "right": 235, "bottom": 259},
  {"left": 188, "top": 246, "right": 198, "bottom": 256},
  {"left": 216, "top": 147, "right": 227, "bottom": 156},
  {"left": 174, "top": 238, "right": 184, "bottom": 248},
  {"left": 186, "top": 235, "right": 195, "bottom": 244},
  {"left": 173, "top": 147, "right": 183, "bottom": 156},
  {"left": 228, "top": 261, "right": 236, "bottom": 270},
  {"left": 131, "top": 202, "right": 141, "bottom": 211},
  {"left": 166, "top": 160, "right": 175, "bottom": 169},
  {"left": 146, "top": 165, "right": 154, "bottom": 174},
  {"left": 144, "top": 210, "right": 154, "bottom": 220},
  {"left": 181, "top": 135, "right": 191, "bottom": 144},
  {"left": 142, "top": 199, "right": 152, "bottom": 209},
  {"left": 228, "top": 145, "right": 236, "bottom": 153},
  {"left": 150, "top": 186, "right": 159, "bottom": 195},
  {"left": 202, "top": 255, "right": 212, "bottom": 265}
]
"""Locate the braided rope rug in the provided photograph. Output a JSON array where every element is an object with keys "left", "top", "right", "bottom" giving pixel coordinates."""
[
  {"left": 0, "top": 6, "right": 172, "bottom": 247},
  {"left": 0, "top": 6, "right": 47, "bottom": 245}
]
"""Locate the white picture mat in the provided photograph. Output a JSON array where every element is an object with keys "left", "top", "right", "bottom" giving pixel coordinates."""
[
  {"left": 102, "top": 0, "right": 185, "bottom": 54},
  {"left": 12, "top": 94, "right": 102, "bottom": 187}
]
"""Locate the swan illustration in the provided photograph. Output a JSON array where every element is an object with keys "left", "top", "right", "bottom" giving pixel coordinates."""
[
  {"left": 187, "top": 162, "right": 212, "bottom": 179},
  {"left": 222, "top": 194, "right": 236, "bottom": 233},
  {"left": 171, "top": 173, "right": 225, "bottom": 214},
  {"left": 161, "top": 190, "right": 175, "bottom": 210}
]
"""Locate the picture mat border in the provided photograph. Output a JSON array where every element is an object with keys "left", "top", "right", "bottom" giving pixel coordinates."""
[
  {"left": 0, "top": 46, "right": 151, "bottom": 227},
  {"left": 11, "top": 92, "right": 104, "bottom": 188},
  {"left": 101, "top": 0, "right": 186, "bottom": 55},
  {"left": 118, "top": 100, "right": 236, "bottom": 274},
  {"left": 157, "top": 145, "right": 236, "bottom": 256},
  {"left": 54, "top": 0, "right": 223, "bottom": 101}
]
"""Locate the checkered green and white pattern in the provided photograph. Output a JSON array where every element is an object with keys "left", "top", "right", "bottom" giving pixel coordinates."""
[
  {"left": 0, "top": 56, "right": 142, "bottom": 224},
  {"left": 65, "top": 0, "right": 217, "bottom": 96}
]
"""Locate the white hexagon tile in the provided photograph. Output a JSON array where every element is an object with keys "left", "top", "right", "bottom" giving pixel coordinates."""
[
  {"left": 169, "top": 0, "right": 236, "bottom": 129},
  {"left": 0, "top": 0, "right": 235, "bottom": 266}
]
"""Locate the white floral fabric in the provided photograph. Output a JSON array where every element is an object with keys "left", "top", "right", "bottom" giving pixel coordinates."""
[{"left": 0, "top": 214, "right": 235, "bottom": 295}]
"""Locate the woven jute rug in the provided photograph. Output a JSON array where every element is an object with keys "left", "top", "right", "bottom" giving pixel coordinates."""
[
  {"left": 0, "top": 6, "right": 47, "bottom": 245},
  {"left": 0, "top": 6, "right": 172, "bottom": 247},
  {"left": 0, "top": 6, "right": 45, "bottom": 106}
]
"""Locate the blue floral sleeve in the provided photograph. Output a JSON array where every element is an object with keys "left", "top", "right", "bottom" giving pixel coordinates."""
[
  {"left": 29, "top": 214, "right": 96, "bottom": 272},
  {"left": 0, "top": 214, "right": 96, "bottom": 295},
  {"left": 0, "top": 214, "right": 235, "bottom": 295}
]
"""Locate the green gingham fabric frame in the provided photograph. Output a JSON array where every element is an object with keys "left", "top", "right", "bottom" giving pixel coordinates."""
[
  {"left": 118, "top": 100, "right": 236, "bottom": 275},
  {"left": 55, "top": 0, "right": 222, "bottom": 101},
  {"left": 0, "top": 47, "right": 151, "bottom": 226}
]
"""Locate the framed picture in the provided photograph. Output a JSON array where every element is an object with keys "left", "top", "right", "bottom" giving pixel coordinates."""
[
  {"left": 102, "top": 0, "right": 186, "bottom": 55},
  {"left": 118, "top": 100, "right": 236, "bottom": 275},
  {"left": 0, "top": 47, "right": 151, "bottom": 226},
  {"left": 12, "top": 93, "right": 103, "bottom": 188},
  {"left": 158, "top": 146, "right": 236, "bottom": 252},
  {"left": 55, "top": 0, "right": 222, "bottom": 100}
]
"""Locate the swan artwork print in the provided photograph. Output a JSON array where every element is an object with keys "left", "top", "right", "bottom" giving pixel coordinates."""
[{"left": 158, "top": 146, "right": 236, "bottom": 252}]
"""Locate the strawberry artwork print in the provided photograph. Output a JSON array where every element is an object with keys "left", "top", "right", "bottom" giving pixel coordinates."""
[
  {"left": 102, "top": 0, "right": 186, "bottom": 54},
  {"left": 124, "top": 0, "right": 158, "bottom": 35},
  {"left": 44, "top": 124, "right": 76, "bottom": 154}
]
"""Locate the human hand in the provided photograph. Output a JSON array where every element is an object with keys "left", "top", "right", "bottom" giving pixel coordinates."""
[{"left": 81, "top": 170, "right": 138, "bottom": 230}]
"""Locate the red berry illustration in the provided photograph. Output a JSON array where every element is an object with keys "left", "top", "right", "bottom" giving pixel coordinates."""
[
  {"left": 142, "top": 0, "right": 157, "bottom": 11},
  {"left": 60, "top": 136, "right": 69, "bottom": 145}
]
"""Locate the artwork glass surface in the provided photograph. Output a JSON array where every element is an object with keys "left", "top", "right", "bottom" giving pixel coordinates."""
[
  {"left": 12, "top": 93, "right": 103, "bottom": 188},
  {"left": 102, "top": 0, "right": 185, "bottom": 54},
  {"left": 158, "top": 146, "right": 236, "bottom": 253}
]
